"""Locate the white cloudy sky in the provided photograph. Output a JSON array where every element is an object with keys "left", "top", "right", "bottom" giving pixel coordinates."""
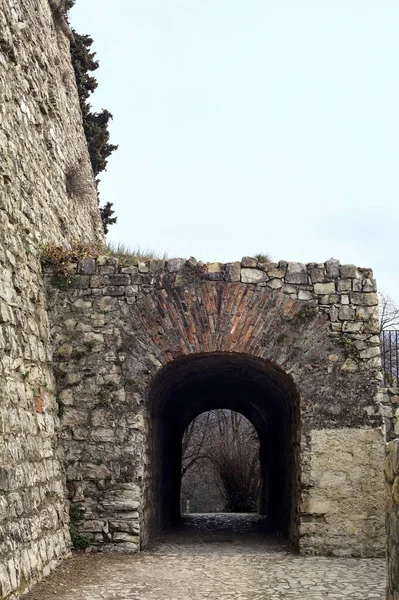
[{"left": 70, "top": 1, "right": 399, "bottom": 301}]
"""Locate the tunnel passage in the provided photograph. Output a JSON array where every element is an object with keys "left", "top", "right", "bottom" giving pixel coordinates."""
[{"left": 143, "top": 352, "right": 300, "bottom": 548}]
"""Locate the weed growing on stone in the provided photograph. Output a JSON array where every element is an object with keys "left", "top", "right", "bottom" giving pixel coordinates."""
[
  {"left": 40, "top": 240, "right": 103, "bottom": 275},
  {"left": 71, "top": 349, "right": 87, "bottom": 360},
  {"left": 50, "top": 273, "right": 75, "bottom": 290},
  {"left": 69, "top": 503, "right": 92, "bottom": 550},
  {"left": 83, "top": 340, "right": 95, "bottom": 351},
  {"left": 65, "top": 161, "right": 89, "bottom": 199},
  {"left": 56, "top": 396, "right": 64, "bottom": 418},
  {"left": 336, "top": 334, "right": 359, "bottom": 357},
  {"left": 103, "top": 380, "right": 118, "bottom": 392},
  {"left": 106, "top": 241, "right": 164, "bottom": 265},
  {"left": 296, "top": 306, "right": 317, "bottom": 322},
  {"left": 254, "top": 253, "right": 271, "bottom": 263},
  {"left": 70, "top": 528, "right": 92, "bottom": 550}
]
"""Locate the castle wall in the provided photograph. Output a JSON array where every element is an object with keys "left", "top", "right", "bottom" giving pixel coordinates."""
[
  {"left": 0, "top": 0, "right": 103, "bottom": 597},
  {"left": 45, "top": 255, "right": 386, "bottom": 558},
  {"left": 385, "top": 439, "right": 399, "bottom": 599}
]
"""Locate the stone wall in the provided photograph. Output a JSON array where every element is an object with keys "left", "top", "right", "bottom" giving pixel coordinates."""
[
  {"left": 0, "top": 0, "right": 103, "bottom": 597},
  {"left": 386, "top": 439, "right": 399, "bottom": 600},
  {"left": 45, "top": 255, "right": 385, "bottom": 558}
]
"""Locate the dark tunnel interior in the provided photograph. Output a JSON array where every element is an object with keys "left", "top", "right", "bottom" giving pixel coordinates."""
[{"left": 143, "top": 353, "right": 300, "bottom": 548}]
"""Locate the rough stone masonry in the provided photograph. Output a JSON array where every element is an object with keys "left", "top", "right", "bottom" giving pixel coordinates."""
[
  {"left": 0, "top": 0, "right": 103, "bottom": 598},
  {"left": 45, "top": 255, "right": 386, "bottom": 559}
]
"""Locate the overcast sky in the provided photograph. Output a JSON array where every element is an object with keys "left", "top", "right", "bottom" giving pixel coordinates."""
[{"left": 71, "top": 1, "right": 399, "bottom": 301}]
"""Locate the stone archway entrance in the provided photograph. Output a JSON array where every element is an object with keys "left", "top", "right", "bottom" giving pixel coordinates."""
[
  {"left": 143, "top": 353, "right": 300, "bottom": 548},
  {"left": 46, "top": 255, "right": 386, "bottom": 558}
]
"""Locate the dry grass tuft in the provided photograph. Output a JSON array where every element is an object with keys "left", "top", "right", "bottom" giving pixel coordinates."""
[{"left": 106, "top": 241, "right": 166, "bottom": 265}]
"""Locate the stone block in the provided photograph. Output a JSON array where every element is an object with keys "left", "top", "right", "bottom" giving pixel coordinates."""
[
  {"left": 310, "top": 268, "right": 326, "bottom": 283},
  {"left": 363, "top": 278, "right": 377, "bottom": 292},
  {"left": 166, "top": 258, "right": 185, "bottom": 272},
  {"left": 90, "top": 275, "right": 107, "bottom": 287},
  {"left": 241, "top": 256, "right": 257, "bottom": 267},
  {"left": 286, "top": 262, "right": 308, "bottom": 285},
  {"left": 352, "top": 279, "right": 362, "bottom": 292},
  {"left": 355, "top": 306, "right": 376, "bottom": 321},
  {"left": 75, "top": 276, "right": 90, "bottom": 289},
  {"left": 60, "top": 408, "right": 89, "bottom": 427},
  {"left": 101, "top": 499, "right": 140, "bottom": 511},
  {"left": 203, "top": 272, "right": 223, "bottom": 281},
  {"left": 109, "top": 520, "right": 139, "bottom": 534},
  {"left": 267, "top": 279, "right": 283, "bottom": 289},
  {"left": 339, "top": 306, "right": 355, "bottom": 321},
  {"left": 298, "top": 290, "right": 313, "bottom": 301},
  {"left": 80, "top": 259, "right": 96, "bottom": 275},
  {"left": 81, "top": 520, "right": 105, "bottom": 533},
  {"left": 56, "top": 343, "right": 73, "bottom": 357},
  {"left": 207, "top": 262, "right": 222, "bottom": 273},
  {"left": 97, "top": 256, "right": 118, "bottom": 267},
  {"left": 108, "top": 274, "right": 131, "bottom": 286},
  {"left": 319, "top": 294, "right": 338, "bottom": 305},
  {"left": 73, "top": 299, "right": 92, "bottom": 309},
  {"left": 138, "top": 262, "right": 149, "bottom": 273},
  {"left": 359, "top": 346, "right": 380, "bottom": 359},
  {"left": 325, "top": 259, "right": 340, "bottom": 278},
  {"left": 266, "top": 268, "right": 285, "bottom": 279},
  {"left": 282, "top": 284, "right": 297, "bottom": 295},
  {"left": 149, "top": 259, "right": 165, "bottom": 272},
  {"left": 82, "top": 463, "right": 112, "bottom": 480},
  {"left": 112, "top": 532, "right": 140, "bottom": 544},
  {"left": 340, "top": 264, "right": 361, "bottom": 279},
  {"left": 104, "top": 286, "right": 125, "bottom": 296},
  {"left": 350, "top": 292, "right": 378, "bottom": 306},
  {"left": 314, "top": 282, "right": 335, "bottom": 295},
  {"left": 241, "top": 268, "right": 267, "bottom": 284},
  {"left": 224, "top": 262, "right": 241, "bottom": 282},
  {"left": 341, "top": 358, "right": 358, "bottom": 372},
  {"left": 0, "top": 467, "right": 10, "bottom": 491},
  {"left": 90, "top": 428, "right": 115, "bottom": 442}
]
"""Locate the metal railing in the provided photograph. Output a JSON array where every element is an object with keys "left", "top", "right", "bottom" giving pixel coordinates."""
[{"left": 381, "top": 330, "right": 399, "bottom": 387}]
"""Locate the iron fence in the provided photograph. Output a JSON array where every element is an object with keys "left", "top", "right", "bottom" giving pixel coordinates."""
[{"left": 381, "top": 330, "right": 399, "bottom": 387}]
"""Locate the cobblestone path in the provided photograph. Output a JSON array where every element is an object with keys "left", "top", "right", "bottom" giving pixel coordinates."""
[{"left": 26, "top": 515, "right": 386, "bottom": 600}]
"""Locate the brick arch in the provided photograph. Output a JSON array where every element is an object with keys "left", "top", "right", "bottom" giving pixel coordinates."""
[
  {"left": 122, "top": 281, "right": 330, "bottom": 379},
  {"left": 119, "top": 283, "right": 328, "bottom": 550}
]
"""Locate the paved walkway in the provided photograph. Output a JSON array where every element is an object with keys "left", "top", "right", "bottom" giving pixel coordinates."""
[{"left": 26, "top": 515, "right": 386, "bottom": 600}]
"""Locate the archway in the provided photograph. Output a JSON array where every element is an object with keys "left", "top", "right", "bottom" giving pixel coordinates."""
[{"left": 142, "top": 352, "right": 300, "bottom": 549}]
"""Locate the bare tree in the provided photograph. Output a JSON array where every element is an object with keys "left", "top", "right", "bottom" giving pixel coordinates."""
[
  {"left": 181, "top": 410, "right": 261, "bottom": 513},
  {"left": 181, "top": 412, "right": 211, "bottom": 476},
  {"left": 379, "top": 292, "right": 399, "bottom": 385},
  {"left": 379, "top": 292, "right": 399, "bottom": 333}
]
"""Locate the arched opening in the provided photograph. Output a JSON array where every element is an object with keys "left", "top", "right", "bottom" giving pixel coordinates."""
[{"left": 142, "top": 352, "right": 300, "bottom": 550}]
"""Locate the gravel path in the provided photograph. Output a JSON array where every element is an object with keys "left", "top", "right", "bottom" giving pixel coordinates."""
[{"left": 25, "top": 514, "right": 386, "bottom": 600}]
